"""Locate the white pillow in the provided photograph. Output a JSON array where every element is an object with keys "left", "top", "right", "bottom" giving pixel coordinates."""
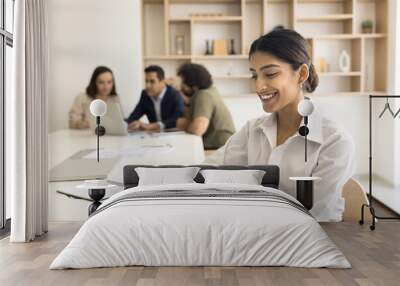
[
  {"left": 200, "top": 169, "right": 266, "bottom": 185},
  {"left": 135, "top": 167, "right": 201, "bottom": 186}
]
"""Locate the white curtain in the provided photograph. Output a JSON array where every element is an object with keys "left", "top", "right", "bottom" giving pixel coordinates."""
[{"left": 9, "top": 0, "right": 48, "bottom": 242}]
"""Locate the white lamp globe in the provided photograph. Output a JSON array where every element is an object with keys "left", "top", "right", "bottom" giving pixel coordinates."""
[
  {"left": 298, "top": 99, "right": 314, "bottom": 117},
  {"left": 90, "top": 99, "right": 107, "bottom": 117}
]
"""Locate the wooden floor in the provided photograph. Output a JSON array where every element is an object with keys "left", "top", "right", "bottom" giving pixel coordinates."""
[{"left": 1, "top": 219, "right": 400, "bottom": 286}]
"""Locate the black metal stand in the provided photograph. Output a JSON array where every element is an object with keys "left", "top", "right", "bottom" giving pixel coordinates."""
[
  {"left": 296, "top": 180, "right": 314, "bottom": 210},
  {"left": 88, "top": 188, "right": 106, "bottom": 216},
  {"left": 359, "top": 95, "right": 400, "bottom": 230}
]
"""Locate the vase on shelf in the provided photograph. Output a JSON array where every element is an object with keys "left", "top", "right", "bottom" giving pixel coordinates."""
[
  {"left": 339, "top": 50, "right": 351, "bottom": 73},
  {"left": 205, "top": 40, "right": 212, "bottom": 55},
  {"left": 176, "top": 35, "right": 184, "bottom": 55},
  {"left": 229, "top": 39, "right": 236, "bottom": 55}
]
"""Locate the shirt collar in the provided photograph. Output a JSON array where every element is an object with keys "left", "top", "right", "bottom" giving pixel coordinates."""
[
  {"left": 149, "top": 86, "right": 167, "bottom": 102},
  {"left": 256, "top": 108, "right": 324, "bottom": 146}
]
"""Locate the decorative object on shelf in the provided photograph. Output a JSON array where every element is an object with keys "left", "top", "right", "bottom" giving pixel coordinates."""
[
  {"left": 229, "top": 39, "right": 236, "bottom": 55},
  {"left": 359, "top": 95, "right": 400, "bottom": 231},
  {"left": 361, "top": 20, "right": 374, "bottom": 34},
  {"left": 289, "top": 98, "right": 321, "bottom": 210},
  {"left": 213, "top": 39, "right": 228, "bottom": 55},
  {"left": 175, "top": 35, "right": 185, "bottom": 55},
  {"left": 316, "top": 57, "right": 328, "bottom": 73},
  {"left": 339, "top": 50, "right": 351, "bottom": 73},
  {"left": 205, "top": 39, "right": 212, "bottom": 55}
]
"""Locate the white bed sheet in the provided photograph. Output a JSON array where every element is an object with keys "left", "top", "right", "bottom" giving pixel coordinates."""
[{"left": 50, "top": 183, "right": 350, "bottom": 269}]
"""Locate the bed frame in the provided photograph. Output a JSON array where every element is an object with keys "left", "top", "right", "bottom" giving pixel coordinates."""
[{"left": 123, "top": 165, "right": 280, "bottom": 189}]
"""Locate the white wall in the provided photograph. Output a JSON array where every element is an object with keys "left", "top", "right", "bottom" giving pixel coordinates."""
[
  {"left": 47, "top": 0, "right": 142, "bottom": 132},
  {"left": 391, "top": 0, "right": 400, "bottom": 185}
]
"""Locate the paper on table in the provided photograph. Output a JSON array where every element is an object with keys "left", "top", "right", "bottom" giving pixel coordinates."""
[
  {"left": 121, "top": 144, "right": 174, "bottom": 156},
  {"left": 83, "top": 149, "right": 121, "bottom": 159},
  {"left": 128, "top": 131, "right": 185, "bottom": 138},
  {"left": 83, "top": 144, "right": 174, "bottom": 159}
]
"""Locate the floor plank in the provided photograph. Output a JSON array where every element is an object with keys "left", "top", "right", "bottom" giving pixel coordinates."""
[{"left": 1, "top": 221, "right": 400, "bottom": 286}]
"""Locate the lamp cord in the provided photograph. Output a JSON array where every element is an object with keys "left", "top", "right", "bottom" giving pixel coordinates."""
[
  {"left": 305, "top": 132, "right": 307, "bottom": 163},
  {"left": 97, "top": 129, "right": 99, "bottom": 163},
  {"left": 96, "top": 116, "right": 100, "bottom": 162}
]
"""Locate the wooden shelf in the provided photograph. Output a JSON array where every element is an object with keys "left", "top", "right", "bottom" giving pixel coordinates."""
[
  {"left": 144, "top": 0, "right": 240, "bottom": 3},
  {"left": 306, "top": 33, "right": 386, "bottom": 40},
  {"left": 145, "top": 55, "right": 250, "bottom": 60},
  {"left": 297, "top": 0, "right": 348, "bottom": 3},
  {"left": 309, "top": 91, "right": 387, "bottom": 97},
  {"left": 362, "top": 33, "right": 387, "bottom": 39},
  {"left": 297, "top": 14, "right": 353, "bottom": 22},
  {"left": 318, "top": 72, "right": 362, "bottom": 77},
  {"left": 142, "top": 0, "right": 388, "bottom": 95},
  {"left": 169, "top": 18, "right": 191, "bottom": 23},
  {"left": 191, "top": 16, "right": 243, "bottom": 22},
  {"left": 193, "top": 55, "right": 248, "bottom": 60},
  {"left": 214, "top": 74, "right": 252, "bottom": 79},
  {"left": 296, "top": 0, "right": 374, "bottom": 3},
  {"left": 221, "top": 91, "right": 387, "bottom": 99},
  {"left": 144, "top": 0, "right": 376, "bottom": 4},
  {"left": 144, "top": 55, "right": 191, "bottom": 60},
  {"left": 169, "top": 16, "right": 243, "bottom": 23},
  {"left": 269, "top": 0, "right": 375, "bottom": 2}
]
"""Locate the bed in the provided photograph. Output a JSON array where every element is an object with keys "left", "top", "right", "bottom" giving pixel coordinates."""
[{"left": 50, "top": 165, "right": 350, "bottom": 269}]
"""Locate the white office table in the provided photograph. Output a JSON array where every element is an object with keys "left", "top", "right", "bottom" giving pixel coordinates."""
[{"left": 48, "top": 129, "right": 205, "bottom": 222}]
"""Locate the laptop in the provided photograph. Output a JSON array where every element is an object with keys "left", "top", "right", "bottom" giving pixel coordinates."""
[{"left": 89, "top": 101, "right": 128, "bottom": 136}]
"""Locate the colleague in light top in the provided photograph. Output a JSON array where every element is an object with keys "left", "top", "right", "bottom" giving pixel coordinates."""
[
  {"left": 126, "top": 65, "right": 184, "bottom": 132},
  {"left": 176, "top": 63, "right": 235, "bottom": 149},
  {"left": 205, "top": 29, "right": 355, "bottom": 222},
  {"left": 69, "top": 66, "right": 121, "bottom": 129}
]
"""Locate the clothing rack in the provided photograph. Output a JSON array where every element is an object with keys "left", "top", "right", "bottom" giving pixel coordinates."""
[{"left": 360, "top": 95, "right": 400, "bottom": 230}]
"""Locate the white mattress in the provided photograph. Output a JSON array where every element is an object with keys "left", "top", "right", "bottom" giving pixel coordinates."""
[{"left": 50, "top": 183, "right": 350, "bottom": 269}]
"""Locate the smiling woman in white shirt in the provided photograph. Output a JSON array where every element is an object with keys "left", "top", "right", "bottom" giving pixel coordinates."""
[{"left": 205, "top": 29, "right": 355, "bottom": 222}]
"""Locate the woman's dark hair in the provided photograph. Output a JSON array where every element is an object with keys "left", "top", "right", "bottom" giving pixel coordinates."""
[
  {"left": 86, "top": 66, "right": 118, "bottom": 99},
  {"left": 144, "top": 65, "right": 165, "bottom": 81},
  {"left": 177, "top": 63, "right": 213, "bottom": 90},
  {"left": 249, "top": 29, "right": 319, "bottom": 93}
]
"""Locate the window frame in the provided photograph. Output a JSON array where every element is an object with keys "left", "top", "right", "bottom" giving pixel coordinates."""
[{"left": 0, "top": 0, "right": 14, "bottom": 233}]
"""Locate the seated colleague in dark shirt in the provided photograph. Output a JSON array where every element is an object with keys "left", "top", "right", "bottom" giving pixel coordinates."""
[{"left": 126, "top": 65, "right": 184, "bottom": 132}]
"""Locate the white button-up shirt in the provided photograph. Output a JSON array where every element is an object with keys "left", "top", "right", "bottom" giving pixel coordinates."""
[
  {"left": 204, "top": 110, "right": 355, "bottom": 222},
  {"left": 148, "top": 86, "right": 167, "bottom": 129}
]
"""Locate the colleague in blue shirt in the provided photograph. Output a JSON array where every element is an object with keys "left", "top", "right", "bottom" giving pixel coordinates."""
[{"left": 126, "top": 65, "right": 184, "bottom": 132}]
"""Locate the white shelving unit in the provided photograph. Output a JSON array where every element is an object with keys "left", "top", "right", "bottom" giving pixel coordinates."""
[{"left": 141, "top": 0, "right": 388, "bottom": 97}]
